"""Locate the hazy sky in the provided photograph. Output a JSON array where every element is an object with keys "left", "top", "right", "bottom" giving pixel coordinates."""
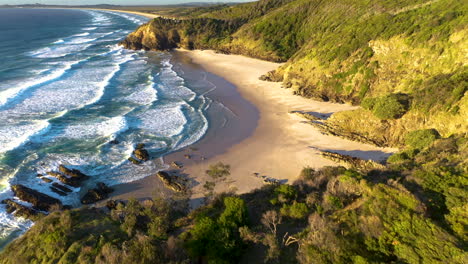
[{"left": 1, "top": 0, "right": 252, "bottom": 5}]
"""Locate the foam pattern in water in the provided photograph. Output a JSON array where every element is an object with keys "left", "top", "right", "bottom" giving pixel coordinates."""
[{"left": 0, "top": 9, "right": 209, "bottom": 247}]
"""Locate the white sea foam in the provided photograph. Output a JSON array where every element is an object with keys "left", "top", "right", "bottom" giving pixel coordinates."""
[
  {"left": 29, "top": 44, "right": 92, "bottom": 58},
  {"left": 53, "top": 39, "right": 65, "bottom": 44},
  {"left": 67, "top": 37, "right": 98, "bottom": 44},
  {"left": 0, "top": 120, "right": 50, "bottom": 153},
  {"left": 83, "top": 27, "right": 97, "bottom": 31},
  {"left": 59, "top": 116, "right": 128, "bottom": 139},
  {"left": 158, "top": 59, "right": 197, "bottom": 101},
  {"left": 121, "top": 74, "right": 158, "bottom": 105},
  {"left": 72, "top": 32, "right": 90, "bottom": 37},
  {"left": 137, "top": 105, "right": 187, "bottom": 137},
  {"left": 0, "top": 60, "right": 82, "bottom": 107}
]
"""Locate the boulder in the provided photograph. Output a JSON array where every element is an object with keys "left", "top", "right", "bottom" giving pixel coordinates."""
[
  {"left": 106, "top": 199, "right": 125, "bottom": 210},
  {"left": 157, "top": 171, "right": 185, "bottom": 192},
  {"left": 171, "top": 161, "right": 183, "bottom": 169},
  {"left": 11, "top": 185, "right": 62, "bottom": 211},
  {"left": 81, "top": 182, "right": 114, "bottom": 204},
  {"left": 128, "top": 157, "right": 141, "bottom": 164},
  {"left": 133, "top": 148, "right": 149, "bottom": 161}
]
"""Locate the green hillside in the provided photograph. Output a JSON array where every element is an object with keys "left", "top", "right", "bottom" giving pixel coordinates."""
[
  {"left": 122, "top": 0, "right": 467, "bottom": 147},
  {"left": 1, "top": 1, "right": 466, "bottom": 263},
  {"left": 1, "top": 135, "right": 466, "bottom": 263}
]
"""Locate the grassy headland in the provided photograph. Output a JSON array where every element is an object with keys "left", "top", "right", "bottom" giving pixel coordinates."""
[
  {"left": 121, "top": 0, "right": 467, "bottom": 147},
  {"left": 0, "top": 0, "right": 466, "bottom": 263}
]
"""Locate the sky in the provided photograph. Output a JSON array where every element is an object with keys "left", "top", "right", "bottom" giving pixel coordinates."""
[{"left": 1, "top": 0, "right": 252, "bottom": 5}]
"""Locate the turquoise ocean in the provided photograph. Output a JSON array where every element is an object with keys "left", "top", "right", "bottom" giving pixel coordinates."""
[{"left": 0, "top": 8, "right": 210, "bottom": 247}]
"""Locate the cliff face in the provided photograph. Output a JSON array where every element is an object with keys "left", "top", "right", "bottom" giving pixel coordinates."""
[
  {"left": 120, "top": 20, "right": 181, "bottom": 50},
  {"left": 121, "top": 0, "right": 467, "bottom": 146}
]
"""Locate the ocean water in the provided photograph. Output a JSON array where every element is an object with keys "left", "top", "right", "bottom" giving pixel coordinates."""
[{"left": 0, "top": 8, "right": 209, "bottom": 247}]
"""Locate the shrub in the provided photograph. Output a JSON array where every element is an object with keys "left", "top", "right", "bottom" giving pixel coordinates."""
[
  {"left": 206, "top": 162, "right": 231, "bottom": 179},
  {"left": 280, "top": 202, "right": 309, "bottom": 219},
  {"left": 371, "top": 94, "right": 409, "bottom": 120},
  {"left": 273, "top": 184, "right": 297, "bottom": 204},
  {"left": 405, "top": 129, "right": 440, "bottom": 150}
]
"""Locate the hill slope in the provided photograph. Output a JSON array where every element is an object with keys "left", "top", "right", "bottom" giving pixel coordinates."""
[{"left": 121, "top": 0, "right": 467, "bottom": 147}]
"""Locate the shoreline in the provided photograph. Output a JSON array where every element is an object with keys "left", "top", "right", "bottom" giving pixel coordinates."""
[
  {"left": 109, "top": 49, "right": 396, "bottom": 208},
  {"left": 81, "top": 8, "right": 160, "bottom": 19}
]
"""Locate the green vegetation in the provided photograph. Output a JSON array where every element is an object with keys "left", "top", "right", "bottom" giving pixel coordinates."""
[
  {"left": 206, "top": 162, "right": 231, "bottom": 179},
  {"left": 362, "top": 93, "right": 410, "bottom": 119},
  {"left": 1, "top": 1, "right": 466, "bottom": 263},
  {"left": 405, "top": 128, "right": 440, "bottom": 149},
  {"left": 123, "top": 0, "right": 467, "bottom": 146},
  {"left": 1, "top": 135, "right": 466, "bottom": 263}
]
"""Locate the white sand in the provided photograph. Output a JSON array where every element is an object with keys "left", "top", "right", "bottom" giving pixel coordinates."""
[{"left": 168, "top": 50, "right": 395, "bottom": 203}]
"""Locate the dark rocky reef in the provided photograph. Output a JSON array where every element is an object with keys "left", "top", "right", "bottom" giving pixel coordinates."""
[
  {"left": 46, "top": 165, "right": 89, "bottom": 187},
  {"left": 1, "top": 199, "right": 45, "bottom": 220},
  {"left": 81, "top": 182, "right": 114, "bottom": 205},
  {"left": 11, "top": 185, "right": 62, "bottom": 211}
]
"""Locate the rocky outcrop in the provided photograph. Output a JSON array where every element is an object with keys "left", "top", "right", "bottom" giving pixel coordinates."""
[
  {"left": 50, "top": 183, "right": 73, "bottom": 197},
  {"left": 157, "top": 171, "right": 185, "bottom": 192},
  {"left": 81, "top": 183, "right": 114, "bottom": 205},
  {"left": 120, "top": 19, "right": 181, "bottom": 51},
  {"left": 59, "top": 165, "right": 90, "bottom": 180},
  {"left": 128, "top": 143, "right": 150, "bottom": 164},
  {"left": 11, "top": 185, "right": 62, "bottom": 211},
  {"left": 319, "top": 150, "right": 385, "bottom": 172},
  {"left": 1, "top": 199, "right": 45, "bottom": 220},
  {"left": 47, "top": 166, "right": 89, "bottom": 188},
  {"left": 106, "top": 199, "right": 125, "bottom": 210}
]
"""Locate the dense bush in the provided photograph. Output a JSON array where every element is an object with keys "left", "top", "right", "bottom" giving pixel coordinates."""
[
  {"left": 405, "top": 129, "right": 440, "bottom": 149},
  {"left": 362, "top": 93, "right": 410, "bottom": 119}
]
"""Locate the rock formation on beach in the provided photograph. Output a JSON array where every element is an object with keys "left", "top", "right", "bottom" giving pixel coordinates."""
[
  {"left": 157, "top": 171, "right": 185, "bottom": 192},
  {"left": 81, "top": 182, "right": 114, "bottom": 204}
]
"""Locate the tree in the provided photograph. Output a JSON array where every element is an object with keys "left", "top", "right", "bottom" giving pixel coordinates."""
[{"left": 261, "top": 210, "right": 282, "bottom": 235}]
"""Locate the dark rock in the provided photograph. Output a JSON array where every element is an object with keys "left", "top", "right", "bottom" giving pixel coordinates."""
[
  {"left": 50, "top": 187, "right": 67, "bottom": 196},
  {"left": 11, "top": 185, "right": 62, "bottom": 211},
  {"left": 109, "top": 139, "right": 120, "bottom": 144},
  {"left": 1, "top": 199, "right": 44, "bottom": 220},
  {"left": 171, "top": 161, "right": 183, "bottom": 169},
  {"left": 133, "top": 149, "right": 149, "bottom": 161},
  {"left": 106, "top": 199, "right": 125, "bottom": 210},
  {"left": 59, "top": 165, "right": 89, "bottom": 180},
  {"left": 47, "top": 171, "right": 81, "bottom": 187},
  {"left": 52, "top": 183, "right": 72, "bottom": 193},
  {"left": 81, "top": 182, "right": 114, "bottom": 204},
  {"left": 136, "top": 143, "right": 145, "bottom": 150},
  {"left": 40, "top": 177, "right": 53, "bottom": 183},
  {"left": 128, "top": 157, "right": 141, "bottom": 164},
  {"left": 184, "top": 154, "right": 191, "bottom": 159},
  {"left": 157, "top": 171, "right": 185, "bottom": 192}
]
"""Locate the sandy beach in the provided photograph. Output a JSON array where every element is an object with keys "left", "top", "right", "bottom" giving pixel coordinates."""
[
  {"left": 83, "top": 8, "right": 160, "bottom": 19},
  {"left": 109, "top": 49, "right": 396, "bottom": 207}
]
